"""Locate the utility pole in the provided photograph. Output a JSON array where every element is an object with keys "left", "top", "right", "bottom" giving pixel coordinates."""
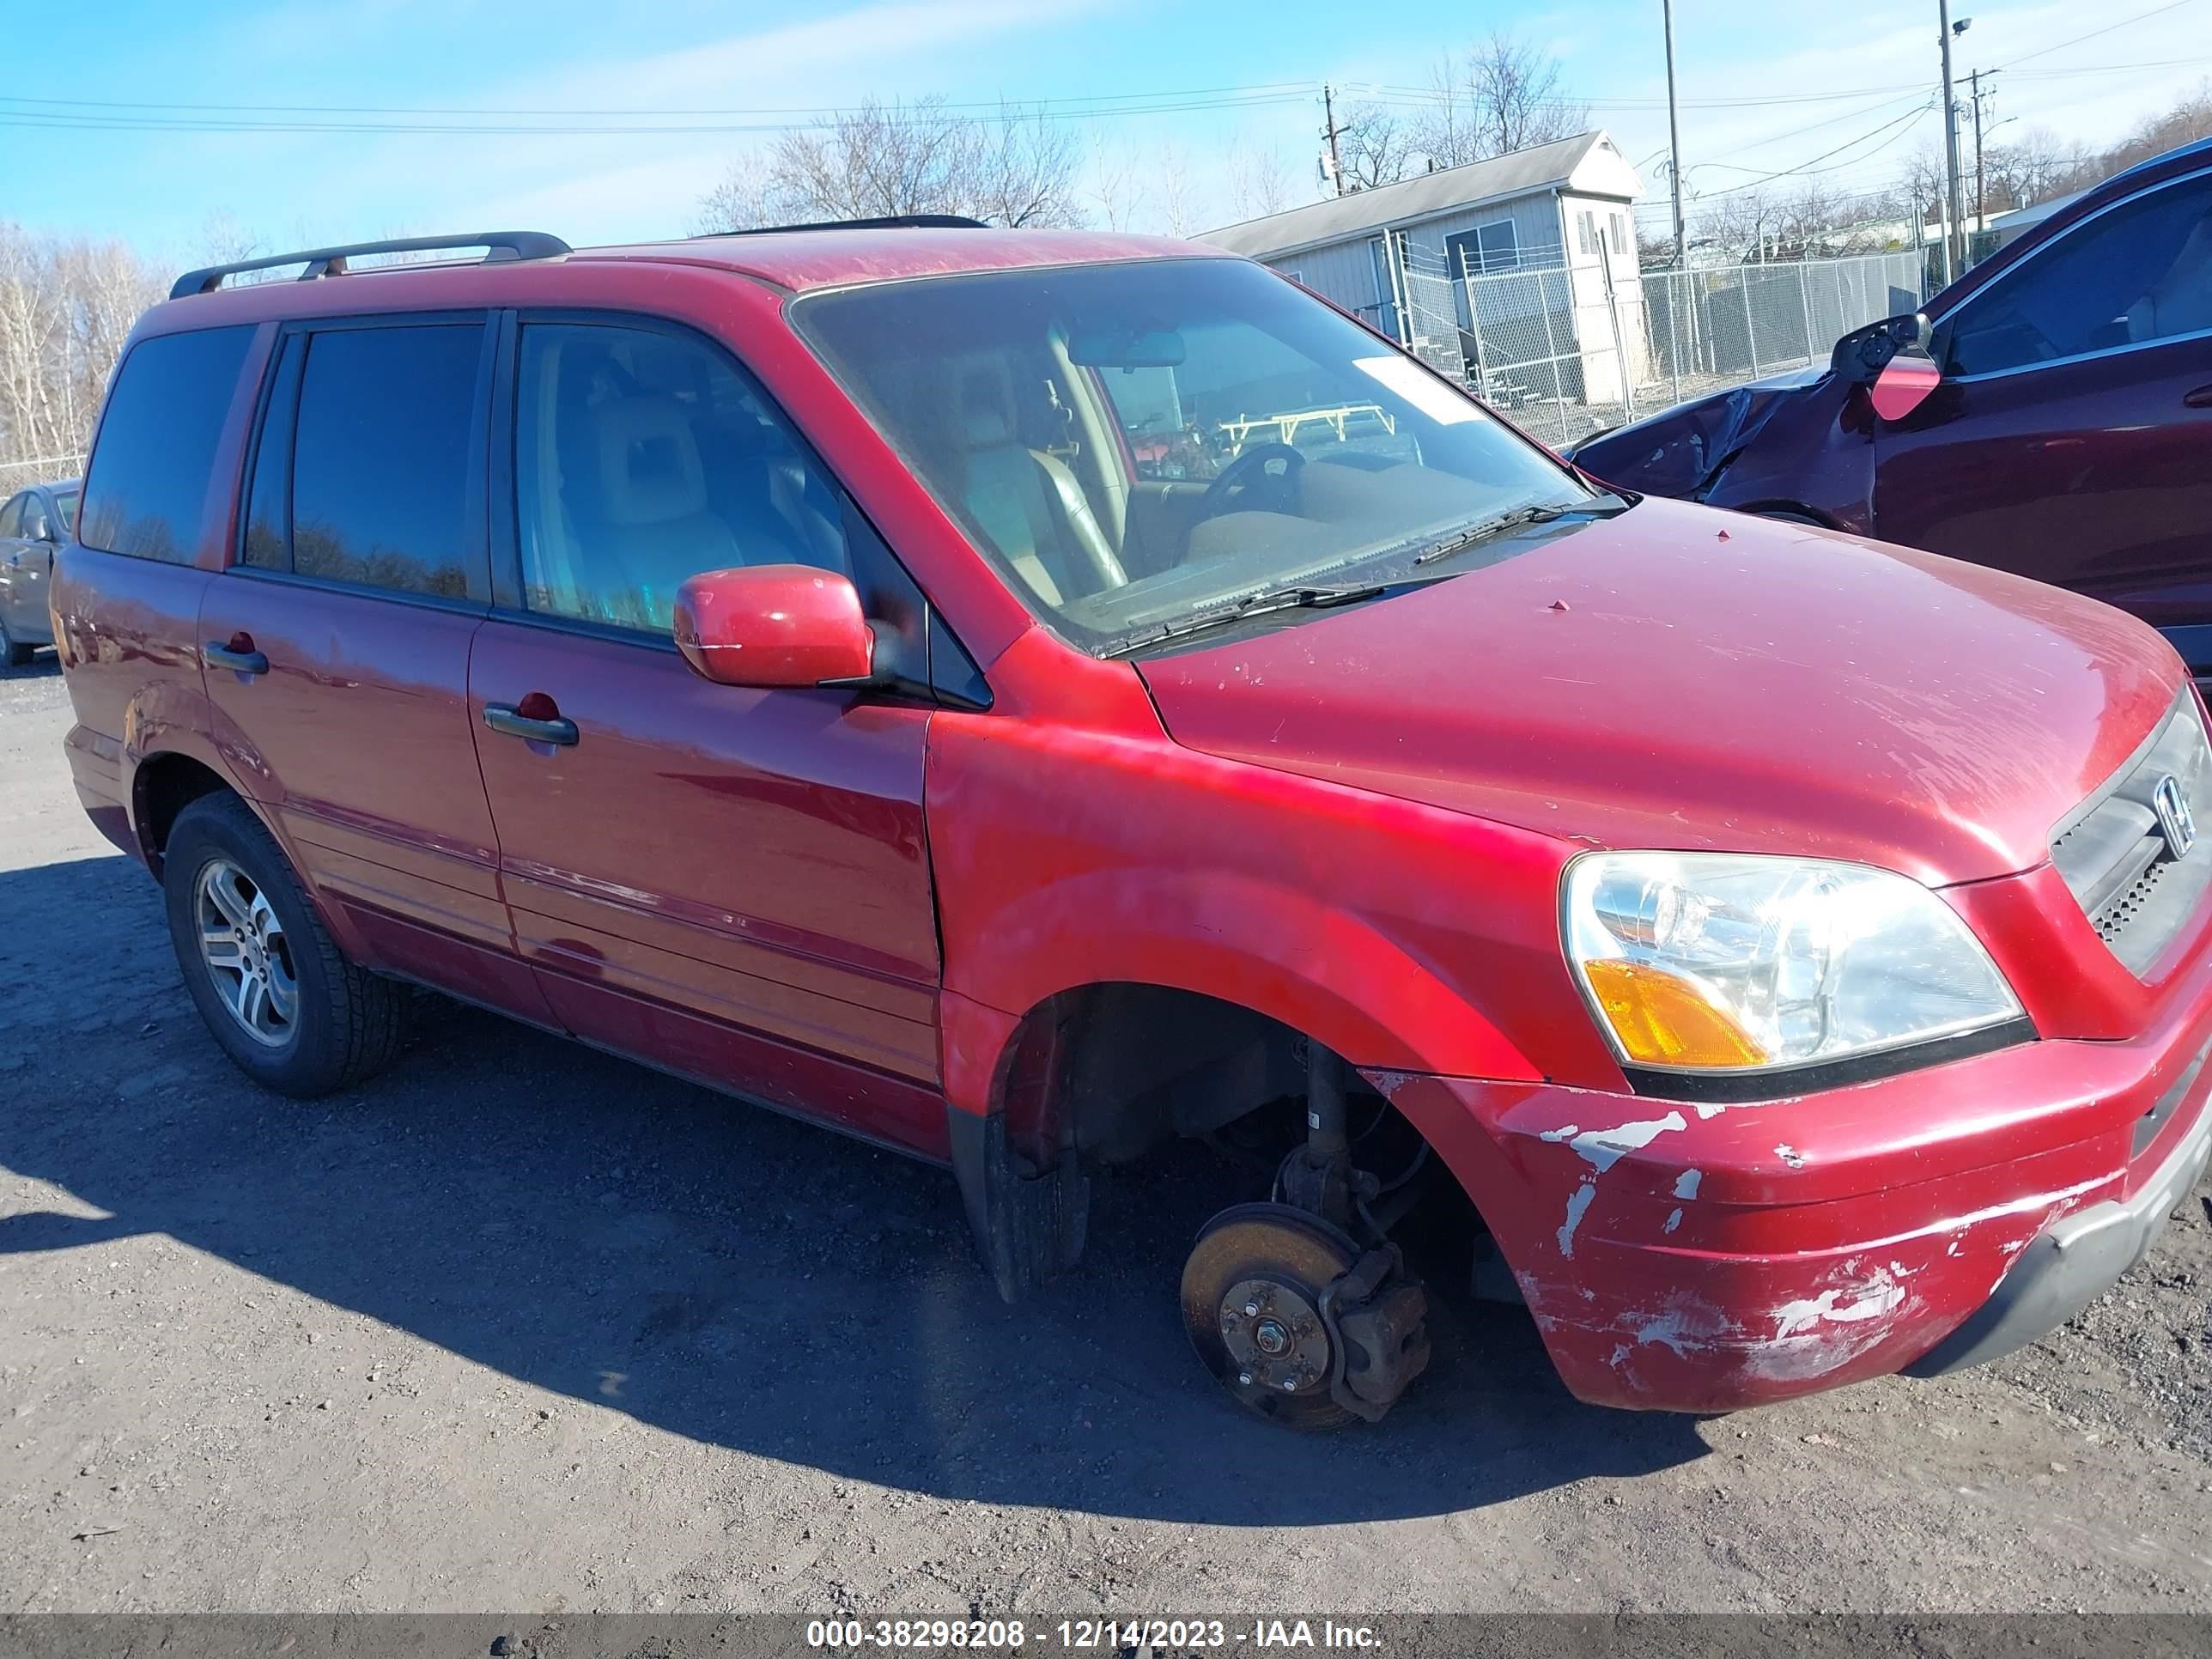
[
  {"left": 1970, "top": 69, "right": 2001, "bottom": 239},
  {"left": 1939, "top": 3, "right": 1968, "bottom": 283},
  {"left": 1322, "top": 83, "right": 1346, "bottom": 198},
  {"left": 1663, "top": 0, "right": 1687, "bottom": 267}
]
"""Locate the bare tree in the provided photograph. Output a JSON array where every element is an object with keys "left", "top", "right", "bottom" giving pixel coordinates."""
[
  {"left": 1085, "top": 138, "right": 1148, "bottom": 232},
  {"left": 1413, "top": 30, "right": 1589, "bottom": 168},
  {"left": 695, "top": 97, "right": 1084, "bottom": 232},
  {"left": 0, "top": 225, "right": 166, "bottom": 483},
  {"left": 1152, "top": 143, "right": 1203, "bottom": 238},
  {"left": 1335, "top": 102, "right": 1415, "bottom": 192},
  {"left": 1224, "top": 138, "right": 1297, "bottom": 222},
  {"left": 0, "top": 228, "right": 65, "bottom": 465},
  {"left": 1692, "top": 189, "right": 1774, "bottom": 263}
]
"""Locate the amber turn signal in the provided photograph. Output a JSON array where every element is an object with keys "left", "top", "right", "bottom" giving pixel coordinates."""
[{"left": 1579, "top": 959, "right": 1767, "bottom": 1069}]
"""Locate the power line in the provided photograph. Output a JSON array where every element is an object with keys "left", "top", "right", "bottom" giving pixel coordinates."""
[
  {"left": 0, "top": 82, "right": 1320, "bottom": 120},
  {"left": 1994, "top": 0, "right": 2203, "bottom": 70}
]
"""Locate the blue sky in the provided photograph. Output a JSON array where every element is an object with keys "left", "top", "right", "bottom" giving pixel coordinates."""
[{"left": 10, "top": 0, "right": 2212, "bottom": 259}]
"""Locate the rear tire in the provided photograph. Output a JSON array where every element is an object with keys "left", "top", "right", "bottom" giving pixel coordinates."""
[
  {"left": 161, "top": 793, "right": 407, "bottom": 1097},
  {"left": 0, "top": 615, "right": 33, "bottom": 667}
]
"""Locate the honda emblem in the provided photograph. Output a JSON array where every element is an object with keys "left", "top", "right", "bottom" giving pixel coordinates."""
[{"left": 2154, "top": 774, "right": 2197, "bottom": 860}]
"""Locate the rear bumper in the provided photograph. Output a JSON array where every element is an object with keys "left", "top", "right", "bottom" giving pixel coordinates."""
[
  {"left": 1370, "top": 939, "right": 2212, "bottom": 1413},
  {"left": 64, "top": 723, "right": 137, "bottom": 861}
]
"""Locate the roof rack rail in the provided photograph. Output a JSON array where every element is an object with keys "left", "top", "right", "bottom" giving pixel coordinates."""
[
  {"left": 707, "top": 214, "right": 988, "bottom": 237},
  {"left": 170, "top": 230, "right": 571, "bottom": 301}
]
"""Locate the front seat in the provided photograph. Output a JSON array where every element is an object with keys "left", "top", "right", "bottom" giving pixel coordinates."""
[
  {"left": 586, "top": 394, "right": 746, "bottom": 626},
  {"left": 955, "top": 369, "right": 1126, "bottom": 605}
]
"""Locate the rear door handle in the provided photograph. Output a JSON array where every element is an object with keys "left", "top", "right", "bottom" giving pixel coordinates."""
[
  {"left": 205, "top": 635, "right": 269, "bottom": 674},
  {"left": 2185, "top": 384, "right": 2212, "bottom": 408},
  {"left": 483, "top": 702, "right": 579, "bottom": 746}
]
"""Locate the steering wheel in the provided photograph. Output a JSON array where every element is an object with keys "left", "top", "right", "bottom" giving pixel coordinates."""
[{"left": 1199, "top": 442, "right": 1305, "bottom": 520}]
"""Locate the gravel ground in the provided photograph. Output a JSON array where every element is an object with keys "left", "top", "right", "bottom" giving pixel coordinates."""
[{"left": 2, "top": 655, "right": 2210, "bottom": 1616}]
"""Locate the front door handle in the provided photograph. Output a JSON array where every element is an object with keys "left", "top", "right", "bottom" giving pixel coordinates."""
[
  {"left": 205, "top": 633, "right": 269, "bottom": 674},
  {"left": 483, "top": 699, "right": 579, "bottom": 746},
  {"left": 2185, "top": 384, "right": 2212, "bottom": 409}
]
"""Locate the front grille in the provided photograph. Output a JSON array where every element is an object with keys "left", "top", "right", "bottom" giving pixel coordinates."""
[{"left": 2051, "top": 692, "right": 2212, "bottom": 976}]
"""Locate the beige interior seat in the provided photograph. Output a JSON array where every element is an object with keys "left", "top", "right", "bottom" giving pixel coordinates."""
[
  {"left": 590, "top": 394, "right": 743, "bottom": 621},
  {"left": 954, "top": 367, "right": 1127, "bottom": 605}
]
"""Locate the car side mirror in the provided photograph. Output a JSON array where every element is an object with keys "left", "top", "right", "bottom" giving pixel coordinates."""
[
  {"left": 1832, "top": 310, "right": 1930, "bottom": 374},
  {"left": 672, "top": 564, "right": 876, "bottom": 690},
  {"left": 1869, "top": 339, "right": 1942, "bottom": 422}
]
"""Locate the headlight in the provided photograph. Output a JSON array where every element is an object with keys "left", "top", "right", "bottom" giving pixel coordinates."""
[{"left": 1562, "top": 853, "right": 2022, "bottom": 1074}]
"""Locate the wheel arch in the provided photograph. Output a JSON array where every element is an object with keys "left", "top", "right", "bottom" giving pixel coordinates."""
[
  {"left": 948, "top": 867, "right": 1536, "bottom": 1097},
  {"left": 130, "top": 748, "right": 240, "bottom": 880}
]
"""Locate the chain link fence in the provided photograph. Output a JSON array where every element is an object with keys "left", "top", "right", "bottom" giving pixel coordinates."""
[{"left": 1390, "top": 247, "right": 1925, "bottom": 447}]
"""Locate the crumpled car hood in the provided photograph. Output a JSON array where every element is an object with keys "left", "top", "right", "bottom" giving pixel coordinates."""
[
  {"left": 1569, "top": 366, "right": 1826, "bottom": 499},
  {"left": 1136, "top": 497, "right": 2182, "bottom": 887}
]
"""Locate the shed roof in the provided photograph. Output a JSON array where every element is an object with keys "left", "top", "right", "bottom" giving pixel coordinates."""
[{"left": 1200, "top": 131, "right": 1638, "bottom": 258}]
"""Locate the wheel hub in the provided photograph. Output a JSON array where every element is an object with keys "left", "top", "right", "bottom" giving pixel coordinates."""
[
  {"left": 193, "top": 857, "right": 300, "bottom": 1048},
  {"left": 1216, "top": 1276, "right": 1331, "bottom": 1396}
]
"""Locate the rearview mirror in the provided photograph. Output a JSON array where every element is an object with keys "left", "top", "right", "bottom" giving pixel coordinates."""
[
  {"left": 1066, "top": 327, "right": 1187, "bottom": 368},
  {"left": 672, "top": 565, "right": 875, "bottom": 690}
]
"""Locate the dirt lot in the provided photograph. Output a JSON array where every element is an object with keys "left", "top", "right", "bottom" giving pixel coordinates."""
[{"left": 3, "top": 655, "right": 2210, "bottom": 1616}]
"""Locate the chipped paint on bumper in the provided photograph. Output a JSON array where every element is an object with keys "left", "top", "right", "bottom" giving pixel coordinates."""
[{"left": 1367, "top": 994, "right": 2212, "bottom": 1413}]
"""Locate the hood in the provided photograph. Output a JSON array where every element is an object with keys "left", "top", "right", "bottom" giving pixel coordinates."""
[
  {"left": 1570, "top": 367, "right": 1825, "bottom": 499},
  {"left": 1137, "top": 498, "right": 2182, "bottom": 886}
]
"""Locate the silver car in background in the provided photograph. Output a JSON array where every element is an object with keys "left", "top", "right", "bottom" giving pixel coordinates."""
[{"left": 0, "top": 477, "right": 79, "bottom": 665}]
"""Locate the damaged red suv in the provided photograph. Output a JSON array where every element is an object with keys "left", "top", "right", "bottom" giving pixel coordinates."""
[{"left": 55, "top": 222, "right": 2212, "bottom": 1427}]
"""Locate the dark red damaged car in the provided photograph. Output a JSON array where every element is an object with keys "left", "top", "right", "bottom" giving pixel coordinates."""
[{"left": 1573, "top": 137, "right": 2212, "bottom": 682}]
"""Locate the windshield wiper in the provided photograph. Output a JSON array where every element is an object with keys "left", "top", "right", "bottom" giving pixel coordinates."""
[
  {"left": 1108, "top": 581, "right": 1389, "bottom": 655},
  {"left": 1410, "top": 495, "right": 1632, "bottom": 568}
]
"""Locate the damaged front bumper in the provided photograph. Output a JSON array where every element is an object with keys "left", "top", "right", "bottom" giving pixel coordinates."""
[
  {"left": 1370, "top": 984, "right": 2212, "bottom": 1413},
  {"left": 1905, "top": 1066, "right": 2212, "bottom": 1377}
]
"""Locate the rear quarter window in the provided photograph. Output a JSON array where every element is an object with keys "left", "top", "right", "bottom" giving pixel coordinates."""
[{"left": 79, "top": 325, "right": 255, "bottom": 563}]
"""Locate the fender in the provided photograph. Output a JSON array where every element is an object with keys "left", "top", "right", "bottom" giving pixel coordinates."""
[
  {"left": 946, "top": 866, "right": 1533, "bottom": 1081},
  {"left": 926, "top": 702, "right": 1608, "bottom": 1299}
]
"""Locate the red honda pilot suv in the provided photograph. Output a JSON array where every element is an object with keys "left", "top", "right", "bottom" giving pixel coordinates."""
[{"left": 54, "top": 222, "right": 2212, "bottom": 1428}]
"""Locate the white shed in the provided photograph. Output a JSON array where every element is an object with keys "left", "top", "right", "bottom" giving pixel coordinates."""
[{"left": 1199, "top": 131, "right": 1647, "bottom": 399}]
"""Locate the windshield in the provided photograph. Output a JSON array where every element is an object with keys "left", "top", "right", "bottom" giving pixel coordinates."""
[
  {"left": 793, "top": 258, "right": 1589, "bottom": 653},
  {"left": 55, "top": 490, "right": 77, "bottom": 533}
]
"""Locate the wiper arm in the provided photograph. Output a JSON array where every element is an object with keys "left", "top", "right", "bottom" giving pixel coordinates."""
[
  {"left": 1109, "top": 581, "right": 1388, "bottom": 654},
  {"left": 1410, "top": 495, "right": 1632, "bottom": 567}
]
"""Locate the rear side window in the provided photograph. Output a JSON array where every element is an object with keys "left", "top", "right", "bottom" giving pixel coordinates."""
[
  {"left": 288, "top": 325, "right": 483, "bottom": 599},
  {"left": 80, "top": 325, "right": 254, "bottom": 562}
]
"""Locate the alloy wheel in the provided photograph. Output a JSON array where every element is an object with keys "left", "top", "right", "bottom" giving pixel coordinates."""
[{"left": 193, "top": 857, "right": 300, "bottom": 1048}]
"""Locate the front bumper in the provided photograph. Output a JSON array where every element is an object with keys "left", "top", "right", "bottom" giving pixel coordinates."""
[
  {"left": 1905, "top": 1055, "right": 2212, "bottom": 1376},
  {"left": 1368, "top": 951, "right": 2212, "bottom": 1413}
]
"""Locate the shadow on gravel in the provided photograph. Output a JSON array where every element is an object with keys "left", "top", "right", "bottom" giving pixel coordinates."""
[{"left": 0, "top": 852, "right": 1709, "bottom": 1525}]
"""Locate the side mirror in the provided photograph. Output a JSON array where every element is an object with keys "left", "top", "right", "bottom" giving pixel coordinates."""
[
  {"left": 1869, "top": 342, "right": 1942, "bottom": 422},
  {"left": 672, "top": 564, "right": 875, "bottom": 690}
]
